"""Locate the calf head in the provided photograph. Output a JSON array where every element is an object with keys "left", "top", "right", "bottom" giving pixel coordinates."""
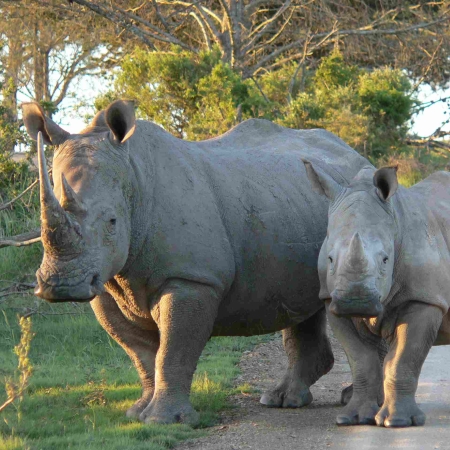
[
  {"left": 22, "top": 100, "right": 136, "bottom": 302},
  {"left": 303, "top": 161, "right": 398, "bottom": 318}
]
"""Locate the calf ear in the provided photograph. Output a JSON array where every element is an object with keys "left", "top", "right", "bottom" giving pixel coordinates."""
[
  {"left": 373, "top": 166, "right": 398, "bottom": 201},
  {"left": 302, "top": 159, "right": 343, "bottom": 201},
  {"left": 22, "top": 102, "right": 69, "bottom": 145},
  {"left": 105, "top": 100, "right": 136, "bottom": 144}
]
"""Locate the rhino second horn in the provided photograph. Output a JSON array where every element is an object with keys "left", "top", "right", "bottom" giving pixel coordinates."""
[
  {"left": 60, "top": 174, "right": 87, "bottom": 214},
  {"left": 345, "top": 232, "right": 369, "bottom": 270}
]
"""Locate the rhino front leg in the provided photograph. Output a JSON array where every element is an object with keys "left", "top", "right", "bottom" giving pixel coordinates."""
[
  {"left": 140, "top": 280, "right": 219, "bottom": 426},
  {"left": 260, "top": 307, "right": 334, "bottom": 408},
  {"left": 376, "top": 302, "right": 442, "bottom": 428},
  {"left": 327, "top": 302, "right": 383, "bottom": 425},
  {"left": 341, "top": 336, "right": 388, "bottom": 405},
  {"left": 91, "top": 293, "right": 159, "bottom": 419}
]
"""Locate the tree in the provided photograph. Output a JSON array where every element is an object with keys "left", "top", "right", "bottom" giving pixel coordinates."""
[
  {"left": 64, "top": 0, "right": 450, "bottom": 86},
  {"left": 0, "top": 0, "right": 124, "bottom": 128},
  {"left": 99, "top": 48, "right": 414, "bottom": 156}
]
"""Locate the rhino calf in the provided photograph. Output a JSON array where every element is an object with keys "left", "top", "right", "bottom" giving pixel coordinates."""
[
  {"left": 304, "top": 161, "right": 450, "bottom": 427},
  {"left": 22, "top": 100, "right": 369, "bottom": 425}
]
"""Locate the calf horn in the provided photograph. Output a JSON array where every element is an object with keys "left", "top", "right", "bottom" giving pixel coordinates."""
[
  {"left": 345, "top": 232, "right": 369, "bottom": 271},
  {"left": 37, "top": 131, "right": 83, "bottom": 255}
]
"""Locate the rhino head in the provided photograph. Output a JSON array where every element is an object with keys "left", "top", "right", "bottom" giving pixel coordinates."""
[
  {"left": 22, "top": 100, "right": 136, "bottom": 302},
  {"left": 303, "top": 161, "right": 399, "bottom": 318}
]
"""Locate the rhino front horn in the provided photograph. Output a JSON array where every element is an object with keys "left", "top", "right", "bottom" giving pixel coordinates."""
[
  {"left": 345, "top": 232, "right": 369, "bottom": 271},
  {"left": 37, "top": 131, "right": 84, "bottom": 254}
]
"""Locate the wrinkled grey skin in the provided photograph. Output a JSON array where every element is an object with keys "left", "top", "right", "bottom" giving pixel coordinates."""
[
  {"left": 22, "top": 100, "right": 369, "bottom": 426},
  {"left": 303, "top": 161, "right": 450, "bottom": 428}
]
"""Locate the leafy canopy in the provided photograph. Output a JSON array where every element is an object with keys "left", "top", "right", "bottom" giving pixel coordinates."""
[{"left": 97, "top": 48, "right": 414, "bottom": 157}]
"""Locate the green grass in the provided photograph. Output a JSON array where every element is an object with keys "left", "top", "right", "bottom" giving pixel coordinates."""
[{"left": 0, "top": 297, "right": 273, "bottom": 450}]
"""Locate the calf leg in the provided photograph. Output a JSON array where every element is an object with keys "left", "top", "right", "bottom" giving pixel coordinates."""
[
  {"left": 140, "top": 280, "right": 219, "bottom": 426},
  {"left": 91, "top": 293, "right": 159, "bottom": 418},
  {"left": 327, "top": 303, "right": 382, "bottom": 425},
  {"left": 376, "top": 302, "right": 442, "bottom": 428},
  {"left": 260, "top": 307, "right": 334, "bottom": 408},
  {"left": 341, "top": 335, "right": 388, "bottom": 405}
]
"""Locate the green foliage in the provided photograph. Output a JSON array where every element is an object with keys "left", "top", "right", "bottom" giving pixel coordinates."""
[
  {"left": 275, "top": 51, "right": 415, "bottom": 158},
  {"left": 99, "top": 48, "right": 414, "bottom": 157},
  {"left": 96, "top": 46, "right": 269, "bottom": 140},
  {"left": 313, "top": 51, "right": 360, "bottom": 91}
]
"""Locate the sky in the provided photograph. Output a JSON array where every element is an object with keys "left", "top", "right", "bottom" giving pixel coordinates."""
[{"left": 411, "top": 85, "right": 450, "bottom": 137}]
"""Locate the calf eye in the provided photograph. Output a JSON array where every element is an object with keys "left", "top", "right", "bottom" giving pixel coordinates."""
[
  {"left": 110, "top": 218, "right": 117, "bottom": 226},
  {"left": 383, "top": 257, "right": 388, "bottom": 264}
]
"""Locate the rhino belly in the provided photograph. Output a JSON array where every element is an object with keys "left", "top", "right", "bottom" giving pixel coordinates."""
[{"left": 211, "top": 240, "right": 324, "bottom": 336}]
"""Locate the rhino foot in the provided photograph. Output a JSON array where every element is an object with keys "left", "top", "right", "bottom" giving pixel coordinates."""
[
  {"left": 260, "top": 386, "right": 313, "bottom": 408},
  {"left": 126, "top": 394, "right": 154, "bottom": 419},
  {"left": 139, "top": 395, "right": 199, "bottom": 426},
  {"left": 375, "top": 402, "right": 425, "bottom": 428},
  {"left": 336, "top": 400, "right": 379, "bottom": 426}
]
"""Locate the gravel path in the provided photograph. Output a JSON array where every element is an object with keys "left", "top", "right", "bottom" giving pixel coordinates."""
[{"left": 177, "top": 332, "right": 450, "bottom": 450}]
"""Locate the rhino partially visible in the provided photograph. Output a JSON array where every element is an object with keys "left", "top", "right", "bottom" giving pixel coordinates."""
[
  {"left": 22, "top": 100, "right": 369, "bottom": 425},
  {"left": 303, "top": 161, "right": 450, "bottom": 428}
]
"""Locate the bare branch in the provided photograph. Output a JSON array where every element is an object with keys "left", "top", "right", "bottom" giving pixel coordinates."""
[
  {"left": 0, "top": 178, "right": 38, "bottom": 212},
  {"left": 189, "top": 11, "right": 212, "bottom": 50},
  {"left": 0, "top": 229, "right": 41, "bottom": 249},
  {"left": 113, "top": 3, "right": 197, "bottom": 51},
  {"left": 69, "top": 0, "right": 158, "bottom": 50},
  {"left": 413, "top": 96, "right": 450, "bottom": 113},
  {"left": 246, "top": 13, "right": 450, "bottom": 78}
]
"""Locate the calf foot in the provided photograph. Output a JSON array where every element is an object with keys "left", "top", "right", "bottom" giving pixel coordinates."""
[
  {"left": 139, "top": 394, "right": 199, "bottom": 426},
  {"left": 375, "top": 401, "right": 425, "bottom": 428},
  {"left": 336, "top": 399, "right": 379, "bottom": 426},
  {"left": 260, "top": 382, "right": 313, "bottom": 408}
]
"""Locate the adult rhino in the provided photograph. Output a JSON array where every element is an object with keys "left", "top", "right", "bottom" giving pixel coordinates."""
[
  {"left": 303, "top": 161, "right": 450, "bottom": 428},
  {"left": 22, "top": 100, "right": 369, "bottom": 425}
]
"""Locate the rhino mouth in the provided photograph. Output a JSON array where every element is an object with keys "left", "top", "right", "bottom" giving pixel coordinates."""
[
  {"left": 329, "top": 289, "right": 382, "bottom": 318},
  {"left": 35, "top": 270, "right": 104, "bottom": 303}
]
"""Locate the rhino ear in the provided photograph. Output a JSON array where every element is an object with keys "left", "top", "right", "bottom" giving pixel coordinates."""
[
  {"left": 302, "top": 159, "right": 343, "bottom": 201},
  {"left": 373, "top": 166, "right": 398, "bottom": 201},
  {"left": 105, "top": 100, "right": 136, "bottom": 144},
  {"left": 22, "top": 102, "right": 69, "bottom": 145}
]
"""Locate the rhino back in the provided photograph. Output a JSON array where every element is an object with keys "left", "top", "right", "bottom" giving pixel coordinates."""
[{"left": 130, "top": 119, "right": 369, "bottom": 334}]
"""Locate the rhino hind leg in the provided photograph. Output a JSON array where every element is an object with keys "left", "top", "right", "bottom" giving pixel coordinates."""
[
  {"left": 260, "top": 307, "right": 334, "bottom": 408},
  {"left": 90, "top": 293, "right": 159, "bottom": 419}
]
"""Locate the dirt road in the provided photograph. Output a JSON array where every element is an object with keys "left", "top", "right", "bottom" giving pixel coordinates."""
[{"left": 177, "top": 335, "right": 450, "bottom": 450}]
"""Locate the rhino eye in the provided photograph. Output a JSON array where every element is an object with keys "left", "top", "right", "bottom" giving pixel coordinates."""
[
  {"left": 383, "top": 256, "right": 388, "bottom": 264},
  {"left": 110, "top": 218, "right": 117, "bottom": 226},
  {"left": 328, "top": 256, "right": 333, "bottom": 264}
]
